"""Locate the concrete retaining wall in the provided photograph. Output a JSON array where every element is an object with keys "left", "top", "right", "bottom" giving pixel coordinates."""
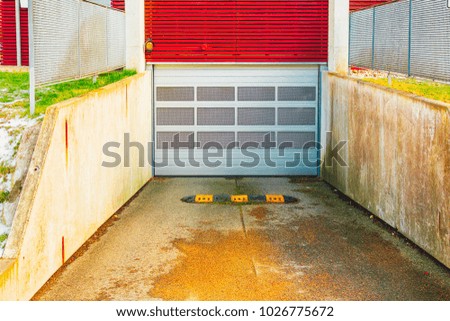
[
  {"left": 0, "top": 66, "right": 29, "bottom": 72},
  {"left": 0, "top": 72, "right": 153, "bottom": 300},
  {"left": 321, "top": 73, "right": 449, "bottom": 268}
]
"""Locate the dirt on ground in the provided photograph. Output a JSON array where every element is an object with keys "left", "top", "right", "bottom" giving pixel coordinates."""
[{"left": 248, "top": 207, "right": 268, "bottom": 221}]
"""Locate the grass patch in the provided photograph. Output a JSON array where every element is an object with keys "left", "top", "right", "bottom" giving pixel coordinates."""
[
  {"left": 0, "top": 164, "right": 14, "bottom": 176},
  {"left": 34, "top": 69, "right": 136, "bottom": 114},
  {"left": 0, "top": 191, "right": 10, "bottom": 203},
  {"left": 0, "top": 233, "right": 7, "bottom": 243},
  {"left": 363, "top": 78, "right": 450, "bottom": 104},
  {"left": 0, "top": 69, "right": 137, "bottom": 115},
  {"left": 0, "top": 72, "right": 29, "bottom": 104}
]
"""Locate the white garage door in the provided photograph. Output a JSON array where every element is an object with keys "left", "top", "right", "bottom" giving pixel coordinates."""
[{"left": 154, "top": 65, "right": 320, "bottom": 176}]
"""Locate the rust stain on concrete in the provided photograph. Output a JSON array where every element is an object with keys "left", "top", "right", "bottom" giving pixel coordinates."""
[
  {"left": 149, "top": 229, "right": 304, "bottom": 301},
  {"left": 248, "top": 207, "right": 268, "bottom": 221}
]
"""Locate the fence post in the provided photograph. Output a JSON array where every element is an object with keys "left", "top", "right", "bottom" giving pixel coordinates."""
[
  {"left": 348, "top": 13, "right": 352, "bottom": 67},
  {"left": 28, "top": 0, "right": 35, "bottom": 115},
  {"left": 372, "top": 7, "right": 376, "bottom": 70},
  {"left": 408, "top": 0, "right": 412, "bottom": 76},
  {"left": 105, "top": 9, "right": 108, "bottom": 70},
  {"left": 126, "top": 0, "right": 146, "bottom": 72},
  {"left": 15, "top": 0, "right": 22, "bottom": 66},
  {"left": 78, "top": 1, "right": 81, "bottom": 79}
]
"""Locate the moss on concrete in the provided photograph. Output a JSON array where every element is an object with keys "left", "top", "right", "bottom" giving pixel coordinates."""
[
  {"left": 0, "top": 234, "right": 7, "bottom": 244},
  {"left": 363, "top": 78, "right": 450, "bottom": 104},
  {"left": 0, "top": 191, "right": 9, "bottom": 204}
]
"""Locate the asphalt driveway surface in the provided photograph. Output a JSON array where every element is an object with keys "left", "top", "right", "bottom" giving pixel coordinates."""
[{"left": 34, "top": 178, "right": 450, "bottom": 301}]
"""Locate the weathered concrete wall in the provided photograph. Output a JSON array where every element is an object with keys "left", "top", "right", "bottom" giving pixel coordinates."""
[
  {"left": 321, "top": 73, "right": 449, "bottom": 268},
  {"left": 0, "top": 72, "right": 153, "bottom": 300},
  {"left": 2, "top": 123, "right": 41, "bottom": 227}
]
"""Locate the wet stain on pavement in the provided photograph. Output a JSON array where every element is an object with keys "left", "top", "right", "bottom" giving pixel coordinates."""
[
  {"left": 248, "top": 206, "right": 268, "bottom": 221},
  {"left": 150, "top": 213, "right": 450, "bottom": 301},
  {"left": 149, "top": 229, "right": 304, "bottom": 301},
  {"left": 267, "top": 214, "right": 450, "bottom": 300}
]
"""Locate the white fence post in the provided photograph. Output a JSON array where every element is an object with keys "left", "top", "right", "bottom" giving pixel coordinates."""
[
  {"left": 328, "top": 0, "right": 350, "bottom": 74},
  {"left": 28, "top": 0, "right": 35, "bottom": 115},
  {"left": 126, "top": 0, "right": 145, "bottom": 72}
]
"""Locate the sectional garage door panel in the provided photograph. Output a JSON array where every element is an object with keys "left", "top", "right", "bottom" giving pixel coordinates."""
[{"left": 154, "top": 65, "right": 320, "bottom": 176}]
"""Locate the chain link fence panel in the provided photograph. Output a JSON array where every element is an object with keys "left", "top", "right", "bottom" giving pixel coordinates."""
[
  {"left": 107, "top": 8, "right": 126, "bottom": 70},
  {"left": 373, "top": 0, "right": 409, "bottom": 74},
  {"left": 349, "top": 8, "right": 374, "bottom": 69},
  {"left": 30, "top": 0, "right": 125, "bottom": 86},
  {"left": 410, "top": 0, "right": 450, "bottom": 81},
  {"left": 350, "top": 0, "right": 450, "bottom": 82}
]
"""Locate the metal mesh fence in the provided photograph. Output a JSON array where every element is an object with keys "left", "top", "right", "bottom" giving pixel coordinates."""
[
  {"left": 33, "top": 0, "right": 79, "bottom": 85},
  {"left": 79, "top": 1, "right": 108, "bottom": 76},
  {"left": 107, "top": 8, "right": 126, "bottom": 70},
  {"left": 31, "top": 0, "right": 125, "bottom": 86},
  {"left": 349, "top": 8, "right": 374, "bottom": 68},
  {"left": 410, "top": 0, "right": 450, "bottom": 81},
  {"left": 350, "top": 0, "right": 450, "bottom": 82},
  {"left": 373, "top": 0, "right": 409, "bottom": 74}
]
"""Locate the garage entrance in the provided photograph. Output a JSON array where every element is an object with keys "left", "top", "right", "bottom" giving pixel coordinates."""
[
  {"left": 154, "top": 65, "right": 320, "bottom": 176},
  {"left": 147, "top": 1, "right": 328, "bottom": 176}
]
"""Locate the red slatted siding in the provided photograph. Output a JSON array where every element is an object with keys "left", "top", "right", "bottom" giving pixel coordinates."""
[
  {"left": 145, "top": 0, "right": 328, "bottom": 63},
  {"left": 350, "top": 0, "right": 392, "bottom": 11},
  {"left": 0, "top": 0, "right": 16, "bottom": 65},
  {"left": 111, "top": 0, "right": 125, "bottom": 11},
  {"left": 19, "top": 5, "right": 28, "bottom": 65},
  {"left": 0, "top": 1, "right": 2, "bottom": 64},
  {"left": 0, "top": 0, "right": 28, "bottom": 66}
]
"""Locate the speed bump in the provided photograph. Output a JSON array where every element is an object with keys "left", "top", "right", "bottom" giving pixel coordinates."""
[
  {"left": 266, "top": 194, "right": 285, "bottom": 203},
  {"left": 231, "top": 195, "right": 249, "bottom": 203},
  {"left": 195, "top": 194, "right": 214, "bottom": 203},
  {"left": 181, "top": 194, "right": 298, "bottom": 204}
]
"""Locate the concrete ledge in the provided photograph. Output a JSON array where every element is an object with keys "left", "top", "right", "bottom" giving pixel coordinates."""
[
  {"left": 0, "top": 72, "right": 153, "bottom": 300},
  {"left": 0, "top": 66, "right": 29, "bottom": 73},
  {"left": 321, "top": 72, "right": 449, "bottom": 268},
  {"left": 332, "top": 72, "right": 450, "bottom": 111}
]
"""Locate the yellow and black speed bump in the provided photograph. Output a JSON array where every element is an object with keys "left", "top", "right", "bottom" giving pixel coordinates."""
[
  {"left": 195, "top": 194, "right": 214, "bottom": 203},
  {"left": 181, "top": 194, "right": 298, "bottom": 204}
]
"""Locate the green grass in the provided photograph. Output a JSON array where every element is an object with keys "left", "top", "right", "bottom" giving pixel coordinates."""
[
  {"left": 0, "top": 233, "right": 8, "bottom": 244},
  {"left": 0, "top": 72, "right": 29, "bottom": 104},
  {"left": 0, "top": 191, "right": 10, "bottom": 203},
  {"left": 0, "top": 69, "right": 137, "bottom": 115},
  {"left": 0, "top": 164, "right": 14, "bottom": 176},
  {"left": 363, "top": 78, "right": 450, "bottom": 104}
]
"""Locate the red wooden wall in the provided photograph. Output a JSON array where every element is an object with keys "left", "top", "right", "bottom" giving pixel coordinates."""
[
  {"left": 19, "top": 3, "right": 28, "bottom": 65},
  {"left": 115, "top": 0, "right": 391, "bottom": 13},
  {"left": 113, "top": 0, "right": 392, "bottom": 13},
  {"left": 350, "top": 0, "right": 392, "bottom": 11},
  {"left": 111, "top": 0, "right": 125, "bottom": 11},
  {"left": 145, "top": 0, "right": 329, "bottom": 63},
  {"left": 0, "top": 0, "right": 28, "bottom": 65}
]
